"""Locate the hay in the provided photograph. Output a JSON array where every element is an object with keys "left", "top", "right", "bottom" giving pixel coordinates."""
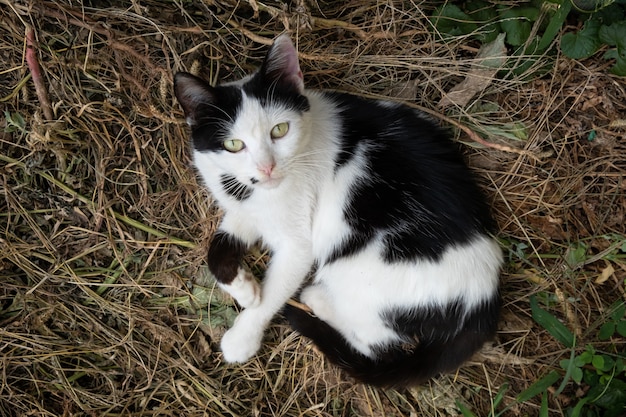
[{"left": 1, "top": 0, "right": 625, "bottom": 416}]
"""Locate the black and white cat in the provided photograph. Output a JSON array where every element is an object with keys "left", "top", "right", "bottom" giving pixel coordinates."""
[{"left": 174, "top": 34, "right": 502, "bottom": 387}]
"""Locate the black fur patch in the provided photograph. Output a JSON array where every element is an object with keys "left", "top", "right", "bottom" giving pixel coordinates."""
[
  {"left": 220, "top": 174, "right": 253, "bottom": 201},
  {"left": 322, "top": 92, "right": 496, "bottom": 264},
  {"left": 286, "top": 291, "right": 500, "bottom": 388},
  {"left": 383, "top": 295, "right": 500, "bottom": 345},
  {"left": 190, "top": 85, "right": 243, "bottom": 153},
  {"left": 207, "top": 231, "right": 248, "bottom": 285},
  {"left": 243, "top": 72, "right": 310, "bottom": 114}
]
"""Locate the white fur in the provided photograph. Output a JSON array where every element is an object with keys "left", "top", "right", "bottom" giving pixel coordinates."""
[
  {"left": 219, "top": 268, "right": 261, "bottom": 309},
  {"left": 305, "top": 235, "right": 502, "bottom": 356},
  {"left": 194, "top": 91, "right": 342, "bottom": 361},
  {"left": 310, "top": 143, "right": 371, "bottom": 262}
]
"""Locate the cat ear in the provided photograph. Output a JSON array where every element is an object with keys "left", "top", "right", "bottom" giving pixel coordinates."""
[
  {"left": 261, "top": 34, "right": 304, "bottom": 93},
  {"left": 174, "top": 72, "right": 215, "bottom": 126}
]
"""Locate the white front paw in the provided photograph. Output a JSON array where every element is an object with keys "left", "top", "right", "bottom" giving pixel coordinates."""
[
  {"left": 220, "top": 268, "right": 261, "bottom": 309},
  {"left": 220, "top": 311, "right": 264, "bottom": 363}
]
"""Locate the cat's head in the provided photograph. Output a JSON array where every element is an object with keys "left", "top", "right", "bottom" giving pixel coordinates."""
[{"left": 174, "top": 35, "right": 310, "bottom": 190}]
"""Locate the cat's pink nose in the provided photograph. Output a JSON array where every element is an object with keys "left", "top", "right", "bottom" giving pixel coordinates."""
[{"left": 259, "top": 162, "right": 275, "bottom": 176}]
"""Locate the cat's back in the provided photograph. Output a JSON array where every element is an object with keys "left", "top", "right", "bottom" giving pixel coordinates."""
[
  {"left": 320, "top": 91, "right": 467, "bottom": 174},
  {"left": 311, "top": 91, "right": 495, "bottom": 263}
]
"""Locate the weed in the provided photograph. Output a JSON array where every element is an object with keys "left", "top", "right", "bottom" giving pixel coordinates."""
[
  {"left": 459, "top": 296, "right": 626, "bottom": 416},
  {"left": 431, "top": 0, "right": 626, "bottom": 76},
  {"left": 3, "top": 110, "right": 27, "bottom": 135}
]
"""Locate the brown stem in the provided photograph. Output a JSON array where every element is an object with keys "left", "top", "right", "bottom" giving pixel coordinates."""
[
  {"left": 25, "top": 25, "right": 54, "bottom": 121},
  {"left": 405, "top": 101, "right": 539, "bottom": 160}
]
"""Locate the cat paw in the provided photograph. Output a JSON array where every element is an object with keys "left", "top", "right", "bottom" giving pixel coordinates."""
[
  {"left": 220, "top": 311, "right": 264, "bottom": 363},
  {"left": 220, "top": 268, "right": 261, "bottom": 309}
]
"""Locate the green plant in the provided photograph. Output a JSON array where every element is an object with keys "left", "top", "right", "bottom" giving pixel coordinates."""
[
  {"left": 4, "top": 110, "right": 27, "bottom": 135},
  {"left": 430, "top": 0, "right": 626, "bottom": 76},
  {"left": 598, "top": 301, "right": 626, "bottom": 340},
  {"left": 456, "top": 383, "right": 509, "bottom": 417},
  {"left": 531, "top": 296, "right": 626, "bottom": 417},
  {"left": 561, "top": 5, "right": 626, "bottom": 75},
  {"left": 457, "top": 296, "right": 626, "bottom": 416}
]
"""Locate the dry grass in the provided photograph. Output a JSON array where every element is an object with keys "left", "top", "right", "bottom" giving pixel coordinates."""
[{"left": 1, "top": 1, "right": 625, "bottom": 416}]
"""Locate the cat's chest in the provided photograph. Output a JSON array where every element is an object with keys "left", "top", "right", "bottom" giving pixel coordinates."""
[
  {"left": 310, "top": 180, "right": 347, "bottom": 248},
  {"left": 310, "top": 160, "right": 366, "bottom": 261},
  {"left": 220, "top": 180, "right": 316, "bottom": 245}
]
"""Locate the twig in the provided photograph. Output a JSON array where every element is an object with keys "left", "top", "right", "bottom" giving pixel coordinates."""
[
  {"left": 286, "top": 299, "right": 314, "bottom": 314},
  {"left": 25, "top": 25, "right": 54, "bottom": 121},
  {"left": 408, "top": 102, "right": 540, "bottom": 160},
  {"left": 437, "top": 112, "right": 539, "bottom": 160},
  {"left": 226, "top": 20, "right": 273, "bottom": 45},
  {"left": 357, "top": 91, "right": 538, "bottom": 159},
  {"left": 0, "top": 74, "right": 31, "bottom": 103}
]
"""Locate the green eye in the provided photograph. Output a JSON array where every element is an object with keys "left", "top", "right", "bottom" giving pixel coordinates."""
[
  {"left": 270, "top": 122, "right": 289, "bottom": 139},
  {"left": 223, "top": 139, "right": 245, "bottom": 153}
]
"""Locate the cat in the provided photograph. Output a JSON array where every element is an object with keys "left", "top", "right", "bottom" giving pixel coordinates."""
[{"left": 173, "top": 34, "right": 503, "bottom": 387}]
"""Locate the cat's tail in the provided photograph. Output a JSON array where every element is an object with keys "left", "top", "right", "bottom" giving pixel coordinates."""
[{"left": 284, "top": 304, "right": 495, "bottom": 388}]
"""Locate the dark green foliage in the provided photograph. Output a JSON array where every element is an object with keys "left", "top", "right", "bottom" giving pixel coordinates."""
[
  {"left": 458, "top": 297, "right": 626, "bottom": 416},
  {"left": 431, "top": 0, "right": 626, "bottom": 76},
  {"left": 529, "top": 298, "right": 626, "bottom": 417}
]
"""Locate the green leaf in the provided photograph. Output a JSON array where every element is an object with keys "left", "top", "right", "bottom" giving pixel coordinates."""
[
  {"left": 600, "top": 355, "right": 615, "bottom": 373},
  {"left": 571, "top": 366, "right": 584, "bottom": 384},
  {"left": 566, "top": 243, "right": 588, "bottom": 268},
  {"left": 599, "top": 22, "right": 626, "bottom": 76},
  {"left": 592, "top": 355, "right": 605, "bottom": 371},
  {"left": 492, "top": 383, "right": 509, "bottom": 409},
  {"left": 572, "top": 0, "right": 614, "bottom": 12},
  {"left": 530, "top": 296, "right": 576, "bottom": 348},
  {"left": 465, "top": 0, "right": 499, "bottom": 21},
  {"left": 500, "top": 7, "right": 539, "bottom": 46},
  {"left": 610, "top": 57, "right": 626, "bottom": 76},
  {"left": 539, "top": 393, "right": 549, "bottom": 417},
  {"left": 4, "top": 110, "right": 26, "bottom": 133},
  {"left": 603, "top": 50, "right": 626, "bottom": 76},
  {"left": 207, "top": 302, "right": 238, "bottom": 329},
  {"left": 562, "top": 357, "right": 585, "bottom": 383},
  {"left": 516, "top": 370, "right": 561, "bottom": 403},
  {"left": 577, "top": 348, "right": 594, "bottom": 365},
  {"left": 555, "top": 348, "right": 577, "bottom": 396},
  {"left": 569, "top": 397, "right": 590, "bottom": 417},
  {"left": 465, "top": 1, "right": 501, "bottom": 42},
  {"left": 477, "top": 122, "right": 529, "bottom": 142},
  {"left": 599, "top": 321, "right": 616, "bottom": 340},
  {"left": 610, "top": 303, "right": 626, "bottom": 321},
  {"left": 617, "top": 320, "right": 626, "bottom": 337},
  {"left": 583, "top": 368, "right": 601, "bottom": 386},
  {"left": 598, "top": 21, "right": 626, "bottom": 48},
  {"left": 432, "top": 4, "right": 477, "bottom": 37},
  {"left": 591, "top": 379, "right": 626, "bottom": 411},
  {"left": 561, "top": 20, "right": 601, "bottom": 59},
  {"left": 538, "top": 0, "right": 573, "bottom": 51},
  {"left": 455, "top": 400, "right": 479, "bottom": 417},
  {"left": 593, "top": 3, "right": 625, "bottom": 26}
]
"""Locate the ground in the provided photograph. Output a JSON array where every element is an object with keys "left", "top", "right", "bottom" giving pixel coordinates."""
[{"left": 1, "top": 1, "right": 625, "bottom": 416}]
